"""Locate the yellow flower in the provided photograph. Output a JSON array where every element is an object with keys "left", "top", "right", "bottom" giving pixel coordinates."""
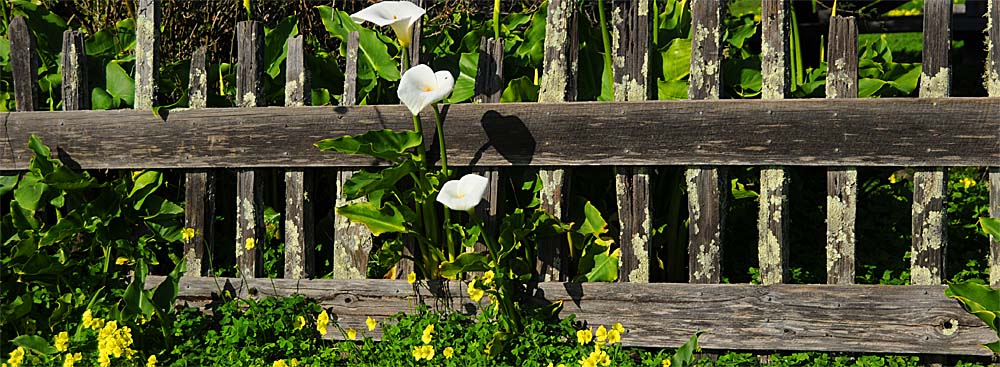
[
  {"left": 366, "top": 316, "right": 377, "bottom": 331},
  {"left": 407, "top": 272, "right": 416, "bottom": 284},
  {"left": 181, "top": 228, "right": 197, "bottom": 241},
  {"left": 443, "top": 347, "right": 454, "bottom": 359},
  {"left": 577, "top": 328, "right": 593, "bottom": 345},
  {"left": 7, "top": 347, "right": 25, "bottom": 367},
  {"left": 587, "top": 346, "right": 610, "bottom": 367},
  {"left": 888, "top": 173, "right": 898, "bottom": 184},
  {"left": 346, "top": 328, "right": 357, "bottom": 340},
  {"left": 294, "top": 316, "right": 306, "bottom": 330},
  {"left": 421, "top": 324, "right": 434, "bottom": 344},
  {"left": 481, "top": 270, "right": 495, "bottom": 285},
  {"left": 662, "top": 359, "right": 672, "bottom": 367},
  {"left": 146, "top": 355, "right": 157, "bottom": 367},
  {"left": 245, "top": 238, "right": 256, "bottom": 250},
  {"left": 580, "top": 357, "right": 597, "bottom": 367},
  {"left": 115, "top": 257, "right": 130, "bottom": 265},
  {"left": 316, "top": 310, "right": 329, "bottom": 336},
  {"left": 62, "top": 352, "right": 83, "bottom": 367},
  {"left": 607, "top": 329, "right": 621, "bottom": 345},
  {"left": 467, "top": 280, "right": 485, "bottom": 302},
  {"left": 272, "top": 360, "right": 288, "bottom": 367},
  {"left": 961, "top": 177, "right": 976, "bottom": 189},
  {"left": 612, "top": 322, "right": 624, "bottom": 334},
  {"left": 412, "top": 345, "right": 435, "bottom": 361},
  {"left": 54, "top": 331, "right": 69, "bottom": 352},
  {"left": 595, "top": 325, "right": 607, "bottom": 342},
  {"left": 289, "top": 359, "right": 300, "bottom": 367}
]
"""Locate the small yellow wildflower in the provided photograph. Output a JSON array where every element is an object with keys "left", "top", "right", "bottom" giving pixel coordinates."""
[
  {"left": 245, "top": 238, "right": 256, "bottom": 250},
  {"left": 961, "top": 177, "right": 976, "bottom": 189},
  {"left": 481, "top": 270, "right": 495, "bottom": 285},
  {"left": 54, "top": 331, "right": 69, "bottom": 352},
  {"left": 587, "top": 346, "right": 611, "bottom": 367},
  {"left": 294, "top": 316, "right": 306, "bottom": 330},
  {"left": 612, "top": 322, "right": 624, "bottom": 334},
  {"left": 63, "top": 353, "right": 83, "bottom": 367},
  {"left": 576, "top": 328, "right": 593, "bottom": 345},
  {"left": 289, "top": 359, "right": 300, "bottom": 367},
  {"left": 662, "top": 359, "right": 672, "bottom": 367},
  {"left": 317, "top": 310, "right": 329, "bottom": 336},
  {"left": 580, "top": 357, "right": 597, "bottom": 367},
  {"left": 888, "top": 173, "right": 898, "bottom": 184},
  {"left": 366, "top": 316, "right": 377, "bottom": 331},
  {"left": 146, "top": 355, "right": 157, "bottom": 367},
  {"left": 412, "top": 345, "right": 435, "bottom": 361},
  {"left": 272, "top": 359, "right": 288, "bottom": 367},
  {"left": 443, "top": 347, "right": 454, "bottom": 359},
  {"left": 7, "top": 347, "right": 25, "bottom": 367},
  {"left": 467, "top": 280, "right": 485, "bottom": 302},
  {"left": 346, "top": 328, "right": 357, "bottom": 340},
  {"left": 115, "top": 257, "right": 130, "bottom": 265},
  {"left": 407, "top": 272, "right": 416, "bottom": 284},
  {"left": 421, "top": 324, "right": 435, "bottom": 344},
  {"left": 181, "top": 228, "right": 197, "bottom": 242},
  {"left": 607, "top": 329, "right": 621, "bottom": 345},
  {"left": 595, "top": 325, "right": 607, "bottom": 342}
]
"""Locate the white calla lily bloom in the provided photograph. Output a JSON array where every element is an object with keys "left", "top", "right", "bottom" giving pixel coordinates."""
[
  {"left": 398, "top": 64, "right": 454, "bottom": 116},
  {"left": 436, "top": 174, "right": 490, "bottom": 211},
  {"left": 350, "top": 1, "right": 426, "bottom": 47}
]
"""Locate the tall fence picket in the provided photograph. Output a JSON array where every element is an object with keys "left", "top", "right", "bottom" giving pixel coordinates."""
[
  {"left": 988, "top": 0, "right": 1000, "bottom": 289},
  {"left": 61, "top": 31, "right": 89, "bottom": 111},
  {"left": 184, "top": 46, "right": 214, "bottom": 276},
  {"left": 135, "top": 0, "right": 159, "bottom": 110},
  {"left": 758, "top": 0, "right": 790, "bottom": 285},
  {"left": 10, "top": 16, "right": 38, "bottom": 112},
  {"left": 235, "top": 21, "right": 265, "bottom": 277},
  {"left": 687, "top": 0, "right": 725, "bottom": 284},
  {"left": 284, "top": 34, "right": 314, "bottom": 279},
  {"left": 825, "top": 15, "right": 858, "bottom": 285},
  {"left": 612, "top": 0, "right": 652, "bottom": 283}
]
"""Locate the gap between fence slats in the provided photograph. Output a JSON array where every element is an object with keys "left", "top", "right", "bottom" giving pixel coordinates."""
[
  {"left": 825, "top": 15, "right": 858, "bottom": 285},
  {"left": 235, "top": 21, "right": 265, "bottom": 278}
]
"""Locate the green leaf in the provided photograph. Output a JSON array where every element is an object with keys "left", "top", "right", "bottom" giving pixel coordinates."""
[
  {"left": 337, "top": 202, "right": 408, "bottom": 236},
  {"left": 317, "top": 6, "right": 400, "bottom": 82},
  {"left": 315, "top": 129, "right": 422, "bottom": 161},
  {"left": 439, "top": 252, "right": 490, "bottom": 279},
  {"left": 312, "top": 88, "right": 331, "bottom": 106},
  {"left": 40, "top": 212, "right": 83, "bottom": 247},
  {"left": 13, "top": 173, "right": 48, "bottom": 211},
  {"left": 152, "top": 257, "right": 186, "bottom": 313},
  {"left": 91, "top": 86, "right": 115, "bottom": 110},
  {"left": 106, "top": 62, "right": 135, "bottom": 107},
  {"left": 12, "top": 335, "right": 58, "bottom": 355},
  {"left": 129, "top": 171, "right": 163, "bottom": 209},
  {"left": 945, "top": 281, "right": 999, "bottom": 332},
  {"left": 513, "top": 3, "right": 546, "bottom": 67},
  {"left": 582, "top": 247, "right": 619, "bottom": 282},
  {"left": 123, "top": 260, "right": 155, "bottom": 318},
  {"left": 670, "top": 331, "right": 707, "bottom": 367},
  {"left": 657, "top": 80, "right": 689, "bottom": 100},
  {"left": 447, "top": 52, "right": 478, "bottom": 104},
  {"left": 264, "top": 16, "right": 299, "bottom": 79},
  {"left": 731, "top": 179, "right": 759, "bottom": 200},
  {"left": 27, "top": 134, "right": 54, "bottom": 173},
  {"left": 343, "top": 161, "right": 416, "bottom": 200},
  {"left": 661, "top": 38, "right": 692, "bottom": 81},
  {"left": 0, "top": 175, "right": 17, "bottom": 195},
  {"left": 576, "top": 201, "right": 608, "bottom": 237},
  {"left": 500, "top": 76, "right": 539, "bottom": 103},
  {"left": 858, "top": 78, "right": 886, "bottom": 98},
  {"left": 982, "top": 218, "right": 1000, "bottom": 241}
]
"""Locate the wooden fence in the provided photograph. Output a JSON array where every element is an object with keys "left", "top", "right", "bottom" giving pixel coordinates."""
[{"left": 3, "top": 0, "right": 1000, "bottom": 358}]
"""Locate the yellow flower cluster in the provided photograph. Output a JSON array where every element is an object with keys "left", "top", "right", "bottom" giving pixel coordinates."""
[
  {"left": 961, "top": 177, "right": 976, "bottom": 189},
  {"left": 576, "top": 328, "right": 593, "bottom": 345},
  {"left": 467, "top": 280, "right": 485, "bottom": 302},
  {"left": 245, "top": 238, "right": 256, "bottom": 251},
  {"left": 147, "top": 355, "right": 157, "bottom": 367},
  {"left": 580, "top": 345, "right": 611, "bottom": 367},
  {"left": 5, "top": 347, "right": 25, "bottom": 367},
  {"left": 579, "top": 323, "right": 623, "bottom": 346},
  {"left": 407, "top": 272, "right": 417, "bottom": 284},
  {"left": 317, "top": 310, "right": 330, "bottom": 336},
  {"left": 412, "top": 345, "right": 435, "bottom": 360},
  {"left": 181, "top": 227, "right": 197, "bottom": 241},
  {"left": 421, "top": 324, "right": 434, "bottom": 344},
  {"left": 82, "top": 309, "right": 106, "bottom": 330},
  {"left": 97, "top": 320, "right": 136, "bottom": 367},
  {"left": 54, "top": 331, "right": 69, "bottom": 352},
  {"left": 272, "top": 358, "right": 301, "bottom": 367},
  {"left": 366, "top": 316, "right": 377, "bottom": 331},
  {"left": 886, "top": 8, "right": 920, "bottom": 16},
  {"left": 62, "top": 352, "right": 83, "bottom": 367}
]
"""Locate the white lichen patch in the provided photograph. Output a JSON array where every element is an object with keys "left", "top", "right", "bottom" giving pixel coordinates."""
[
  {"left": 826, "top": 58, "right": 853, "bottom": 99},
  {"left": 538, "top": 0, "right": 571, "bottom": 103},
  {"left": 615, "top": 172, "right": 651, "bottom": 283},
  {"left": 758, "top": 168, "right": 786, "bottom": 285},
  {"left": 284, "top": 215, "right": 305, "bottom": 278},
  {"left": 919, "top": 67, "right": 950, "bottom": 97},
  {"left": 134, "top": 13, "right": 157, "bottom": 110},
  {"left": 760, "top": 40, "right": 786, "bottom": 100},
  {"left": 825, "top": 170, "right": 856, "bottom": 283},
  {"left": 910, "top": 171, "right": 946, "bottom": 285},
  {"left": 987, "top": 2, "right": 1000, "bottom": 96},
  {"left": 689, "top": 24, "right": 721, "bottom": 99},
  {"left": 189, "top": 69, "right": 207, "bottom": 109},
  {"left": 538, "top": 169, "right": 564, "bottom": 217},
  {"left": 240, "top": 92, "right": 258, "bottom": 108}
]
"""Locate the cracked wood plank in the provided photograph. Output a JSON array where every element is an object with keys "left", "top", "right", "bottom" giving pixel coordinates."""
[
  {"left": 184, "top": 46, "right": 214, "bottom": 276},
  {"left": 825, "top": 16, "right": 858, "bottom": 285},
  {"left": 284, "top": 34, "right": 315, "bottom": 279},
  {"left": 10, "top": 16, "right": 38, "bottom": 112},
  {"left": 235, "top": 21, "right": 265, "bottom": 278},
  {"left": 758, "top": 0, "right": 790, "bottom": 285}
]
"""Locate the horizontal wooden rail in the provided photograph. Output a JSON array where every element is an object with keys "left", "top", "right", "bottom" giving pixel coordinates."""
[
  {"left": 3, "top": 98, "right": 998, "bottom": 170},
  {"left": 146, "top": 276, "right": 996, "bottom": 356}
]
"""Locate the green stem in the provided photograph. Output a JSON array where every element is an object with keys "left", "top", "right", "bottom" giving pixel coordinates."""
[
  {"left": 493, "top": 0, "right": 501, "bottom": 40},
  {"left": 597, "top": 0, "right": 614, "bottom": 98},
  {"left": 432, "top": 104, "right": 448, "bottom": 173}
]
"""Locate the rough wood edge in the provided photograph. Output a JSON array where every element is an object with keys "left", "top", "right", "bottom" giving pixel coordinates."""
[
  {"left": 285, "top": 35, "right": 309, "bottom": 107},
  {"left": 134, "top": 0, "right": 159, "bottom": 110},
  {"left": 188, "top": 47, "right": 208, "bottom": 109},
  {"left": 10, "top": 16, "right": 38, "bottom": 112},
  {"left": 284, "top": 33, "right": 314, "bottom": 279},
  {"left": 236, "top": 21, "right": 264, "bottom": 108},
  {"left": 987, "top": 0, "right": 1000, "bottom": 96},
  {"left": 61, "top": 30, "right": 89, "bottom": 111},
  {"left": 758, "top": 0, "right": 790, "bottom": 285},
  {"left": 825, "top": 16, "right": 858, "bottom": 285},
  {"left": 183, "top": 47, "right": 211, "bottom": 276},
  {"left": 235, "top": 20, "right": 265, "bottom": 278}
]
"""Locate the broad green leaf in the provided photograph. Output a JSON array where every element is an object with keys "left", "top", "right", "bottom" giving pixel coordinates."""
[
  {"left": 123, "top": 260, "right": 154, "bottom": 318},
  {"left": 27, "top": 134, "right": 54, "bottom": 174},
  {"left": 317, "top": 6, "right": 400, "bottom": 82},
  {"left": 513, "top": 2, "right": 546, "bottom": 67},
  {"left": 45, "top": 165, "right": 97, "bottom": 191},
  {"left": 315, "top": 129, "right": 422, "bottom": 161},
  {"left": 731, "top": 179, "right": 758, "bottom": 200},
  {"left": 982, "top": 218, "right": 1000, "bottom": 241},
  {"left": 152, "top": 258, "right": 186, "bottom": 313},
  {"left": 0, "top": 175, "right": 17, "bottom": 195},
  {"left": 264, "top": 16, "right": 299, "bottom": 79},
  {"left": 13, "top": 173, "right": 47, "bottom": 211},
  {"left": 858, "top": 78, "right": 886, "bottom": 98},
  {"left": 945, "top": 281, "right": 999, "bottom": 332},
  {"left": 500, "top": 76, "right": 539, "bottom": 103},
  {"left": 106, "top": 62, "right": 135, "bottom": 107},
  {"left": 40, "top": 212, "right": 83, "bottom": 247},
  {"left": 657, "top": 80, "right": 689, "bottom": 100},
  {"left": 92, "top": 87, "right": 115, "bottom": 110},
  {"left": 670, "top": 331, "right": 706, "bottom": 367},
  {"left": 312, "top": 88, "right": 331, "bottom": 106},
  {"left": 12, "top": 335, "right": 58, "bottom": 355},
  {"left": 439, "top": 252, "right": 490, "bottom": 279},
  {"left": 576, "top": 201, "right": 608, "bottom": 237},
  {"left": 86, "top": 29, "right": 117, "bottom": 56},
  {"left": 129, "top": 171, "right": 163, "bottom": 209},
  {"left": 343, "top": 161, "right": 416, "bottom": 200},
  {"left": 583, "top": 248, "right": 619, "bottom": 282},
  {"left": 337, "top": 202, "right": 408, "bottom": 236},
  {"left": 661, "top": 38, "right": 691, "bottom": 81},
  {"left": 447, "top": 52, "right": 478, "bottom": 103}
]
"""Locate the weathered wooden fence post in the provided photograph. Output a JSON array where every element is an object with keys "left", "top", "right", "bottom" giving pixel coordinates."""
[
  {"left": 473, "top": 36, "right": 505, "bottom": 248},
  {"left": 284, "top": 34, "right": 315, "bottom": 279},
  {"left": 612, "top": 0, "right": 652, "bottom": 283},
  {"left": 758, "top": 0, "right": 790, "bottom": 285},
  {"left": 687, "top": 0, "right": 725, "bottom": 284},
  {"left": 536, "top": 0, "right": 578, "bottom": 281},
  {"left": 135, "top": 0, "right": 159, "bottom": 110},
  {"left": 235, "top": 21, "right": 266, "bottom": 278},
  {"left": 825, "top": 15, "right": 858, "bottom": 285},
  {"left": 10, "top": 16, "right": 38, "bottom": 112},
  {"left": 61, "top": 31, "right": 89, "bottom": 111},
  {"left": 333, "top": 31, "right": 373, "bottom": 279},
  {"left": 184, "top": 47, "right": 214, "bottom": 276},
  {"left": 989, "top": 0, "right": 1000, "bottom": 289}
]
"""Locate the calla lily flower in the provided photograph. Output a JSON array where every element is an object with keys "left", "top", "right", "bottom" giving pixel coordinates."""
[
  {"left": 398, "top": 64, "right": 454, "bottom": 116},
  {"left": 350, "top": 1, "right": 426, "bottom": 47},
  {"left": 436, "top": 174, "right": 489, "bottom": 211}
]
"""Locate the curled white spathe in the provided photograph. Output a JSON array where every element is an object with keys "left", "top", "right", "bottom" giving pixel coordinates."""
[
  {"left": 398, "top": 64, "right": 454, "bottom": 116},
  {"left": 436, "top": 174, "right": 489, "bottom": 211},
  {"left": 350, "top": 1, "right": 426, "bottom": 46}
]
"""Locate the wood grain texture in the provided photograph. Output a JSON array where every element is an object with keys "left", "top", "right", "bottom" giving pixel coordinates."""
[
  {"left": 284, "top": 34, "right": 314, "bottom": 279},
  {"left": 135, "top": 0, "right": 159, "bottom": 110},
  {"left": 407, "top": 0, "right": 424, "bottom": 66},
  {"left": 61, "top": 31, "right": 89, "bottom": 111},
  {"left": 343, "top": 32, "right": 360, "bottom": 106},
  {"left": 687, "top": 0, "right": 725, "bottom": 285},
  {"left": 235, "top": 21, "right": 265, "bottom": 278},
  {"left": 473, "top": 37, "right": 504, "bottom": 250},
  {"left": 991, "top": 168, "right": 999, "bottom": 288},
  {"left": 10, "top": 16, "right": 38, "bottom": 112},
  {"left": 237, "top": 21, "right": 264, "bottom": 108},
  {"left": 183, "top": 47, "right": 212, "bottom": 276},
  {"left": 145, "top": 276, "right": 996, "bottom": 356},
  {"left": 988, "top": 0, "right": 1000, "bottom": 97},
  {"left": 3, "top": 98, "right": 998, "bottom": 171},
  {"left": 759, "top": 0, "right": 790, "bottom": 285},
  {"left": 825, "top": 16, "right": 858, "bottom": 285},
  {"left": 188, "top": 47, "right": 208, "bottom": 109}
]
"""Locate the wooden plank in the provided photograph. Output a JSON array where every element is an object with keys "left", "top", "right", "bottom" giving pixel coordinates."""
[
  {"left": 687, "top": 0, "right": 725, "bottom": 284},
  {"left": 10, "top": 16, "right": 38, "bottom": 112},
  {"left": 235, "top": 20, "right": 265, "bottom": 278},
  {"left": 3, "top": 98, "right": 998, "bottom": 171},
  {"left": 910, "top": 0, "right": 952, "bottom": 288},
  {"left": 825, "top": 16, "right": 858, "bottom": 285},
  {"left": 183, "top": 46, "right": 214, "bottom": 276},
  {"left": 990, "top": 0, "right": 1000, "bottom": 289},
  {"left": 134, "top": 0, "right": 159, "bottom": 110},
  {"left": 146, "top": 276, "right": 996, "bottom": 356},
  {"left": 284, "top": 34, "right": 314, "bottom": 279},
  {"left": 61, "top": 31, "right": 89, "bottom": 111},
  {"left": 612, "top": 0, "right": 652, "bottom": 283},
  {"left": 332, "top": 31, "right": 373, "bottom": 280},
  {"left": 535, "top": 0, "right": 577, "bottom": 281},
  {"left": 758, "top": 0, "right": 790, "bottom": 285},
  {"left": 473, "top": 37, "right": 504, "bottom": 247}
]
